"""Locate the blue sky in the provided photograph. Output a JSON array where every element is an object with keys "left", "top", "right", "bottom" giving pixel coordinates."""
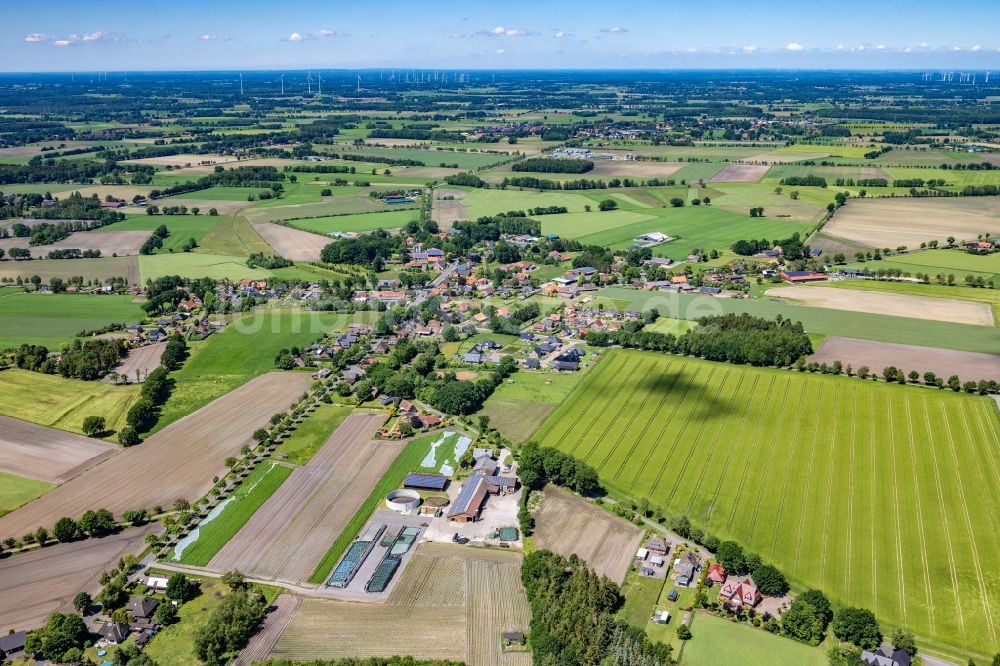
[{"left": 6, "top": 0, "right": 1000, "bottom": 71}]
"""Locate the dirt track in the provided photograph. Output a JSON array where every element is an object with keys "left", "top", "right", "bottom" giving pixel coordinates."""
[
  {"left": 432, "top": 198, "right": 468, "bottom": 228},
  {"left": 0, "top": 416, "right": 120, "bottom": 484},
  {"left": 233, "top": 594, "right": 302, "bottom": 666},
  {"left": 107, "top": 343, "right": 166, "bottom": 383},
  {"left": 823, "top": 197, "right": 1000, "bottom": 248},
  {"left": 533, "top": 485, "right": 643, "bottom": 584},
  {"left": 0, "top": 230, "right": 151, "bottom": 257},
  {"left": 253, "top": 223, "right": 333, "bottom": 262},
  {"left": 809, "top": 336, "right": 1000, "bottom": 383},
  {"left": 0, "top": 372, "right": 309, "bottom": 539},
  {"left": 766, "top": 285, "right": 994, "bottom": 326},
  {"left": 709, "top": 163, "right": 770, "bottom": 183},
  {"left": 208, "top": 412, "right": 393, "bottom": 583},
  {"left": 0, "top": 525, "right": 151, "bottom": 633}
]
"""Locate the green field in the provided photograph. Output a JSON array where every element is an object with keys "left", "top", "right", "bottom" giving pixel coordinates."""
[
  {"left": 175, "top": 462, "right": 293, "bottom": 566},
  {"left": 0, "top": 256, "right": 134, "bottom": 284},
  {"left": 150, "top": 311, "right": 350, "bottom": 433},
  {"left": 307, "top": 432, "right": 437, "bottom": 584},
  {"left": 479, "top": 368, "right": 590, "bottom": 443},
  {"left": 98, "top": 215, "right": 220, "bottom": 253},
  {"left": 286, "top": 209, "right": 418, "bottom": 235},
  {"left": 463, "top": 189, "right": 595, "bottom": 218},
  {"left": 679, "top": 612, "right": 826, "bottom": 666},
  {"left": 843, "top": 249, "right": 1000, "bottom": 283},
  {"left": 138, "top": 252, "right": 273, "bottom": 281},
  {"left": 534, "top": 350, "right": 1000, "bottom": 661},
  {"left": 0, "top": 471, "right": 55, "bottom": 517},
  {"left": 337, "top": 146, "right": 510, "bottom": 169},
  {"left": 0, "top": 367, "right": 141, "bottom": 435},
  {"left": 596, "top": 286, "right": 1000, "bottom": 354},
  {"left": 273, "top": 403, "right": 353, "bottom": 465},
  {"left": 0, "top": 289, "right": 145, "bottom": 349}
]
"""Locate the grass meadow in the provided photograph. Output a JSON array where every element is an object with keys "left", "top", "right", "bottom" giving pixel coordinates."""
[
  {"left": 843, "top": 249, "right": 1000, "bottom": 283},
  {"left": 479, "top": 369, "right": 589, "bottom": 443},
  {"left": 273, "top": 403, "right": 353, "bottom": 465},
  {"left": 138, "top": 252, "right": 273, "bottom": 281},
  {"left": 287, "top": 209, "right": 418, "bottom": 235},
  {"left": 533, "top": 350, "right": 1000, "bottom": 662},
  {"left": 0, "top": 471, "right": 55, "bottom": 517},
  {"left": 98, "top": 215, "right": 220, "bottom": 253},
  {"left": 0, "top": 367, "right": 141, "bottom": 435},
  {"left": 175, "top": 462, "right": 293, "bottom": 566},
  {"left": 0, "top": 289, "right": 145, "bottom": 349}
]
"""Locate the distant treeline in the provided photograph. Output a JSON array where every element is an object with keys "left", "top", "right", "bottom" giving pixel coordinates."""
[
  {"left": 585, "top": 313, "right": 813, "bottom": 367},
  {"left": 512, "top": 158, "right": 594, "bottom": 174},
  {"left": 149, "top": 165, "right": 285, "bottom": 199}
]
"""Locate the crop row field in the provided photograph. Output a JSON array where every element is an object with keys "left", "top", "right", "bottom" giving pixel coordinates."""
[
  {"left": 533, "top": 350, "right": 1000, "bottom": 661},
  {"left": 271, "top": 543, "right": 529, "bottom": 666}
]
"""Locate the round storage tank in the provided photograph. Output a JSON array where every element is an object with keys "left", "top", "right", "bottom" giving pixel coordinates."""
[{"left": 386, "top": 488, "right": 421, "bottom": 513}]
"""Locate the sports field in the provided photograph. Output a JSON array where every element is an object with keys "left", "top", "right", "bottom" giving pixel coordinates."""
[
  {"left": 0, "top": 290, "right": 145, "bottom": 349},
  {"left": 534, "top": 350, "right": 1000, "bottom": 661}
]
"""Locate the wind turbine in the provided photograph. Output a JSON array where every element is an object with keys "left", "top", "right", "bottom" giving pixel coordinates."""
[
  {"left": 239, "top": 72, "right": 244, "bottom": 95},
  {"left": 280, "top": 73, "right": 285, "bottom": 95},
  {"left": 357, "top": 74, "right": 362, "bottom": 93},
  {"left": 317, "top": 71, "right": 322, "bottom": 95},
  {"left": 307, "top": 70, "right": 313, "bottom": 95}
]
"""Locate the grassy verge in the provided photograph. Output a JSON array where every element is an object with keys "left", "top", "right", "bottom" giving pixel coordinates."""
[
  {"left": 273, "top": 403, "right": 353, "bottom": 465},
  {"left": 175, "top": 462, "right": 293, "bottom": 566},
  {"left": 307, "top": 433, "right": 438, "bottom": 584},
  {"left": 0, "top": 471, "right": 55, "bottom": 517}
]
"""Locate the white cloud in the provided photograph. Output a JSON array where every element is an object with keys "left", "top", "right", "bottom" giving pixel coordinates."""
[
  {"left": 953, "top": 45, "right": 962, "bottom": 51},
  {"left": 835, "top": 44, "right": 845, "bottom": 50},
  {"left": 876, "top": 44, "right": 886, "bottom": 50},
  {"left": 554, "top": 30, "right": 565, "bottom": 39},
  {"left": 287, "top": 32, "right": 304, "bottom": 42},
  {"left": 35, "top": 31, "right": 129, "bottom": 47},
  {"left": 972, "top": 44, "right": 982, "bottom": 51},
  {"left": 785, "top": 42, "right": 804, "bottom": 51},
  {"left": 903, "top": 47, "right": 912, "bottom": 53},
  {"left": 495, "top": 48, "right": 506, "bottom": 54},
  {"left": 919, "top": 42, "right": 929, "bottom": 48},
  {"left": 741, "top": 45, "right": 758, "bottom": 53},
  {"left": 601, "top": 26, "right": 629, "bottom": 34},
  {"left": 197, "top": 34, "right": 216, "bottom": 41},
  {"left": 857, "top": 45, "right": 865, "bottom": 51},
  {"left": 478, "top": 26, "right": 533, "bottom": 37}
]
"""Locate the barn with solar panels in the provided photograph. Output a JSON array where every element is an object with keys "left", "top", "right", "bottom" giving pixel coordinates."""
[{"left": 403, "top": 472, "right": 450, "bottom": 491}]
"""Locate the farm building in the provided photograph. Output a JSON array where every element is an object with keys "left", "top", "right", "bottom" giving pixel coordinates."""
[
  {"left": 635, "top": 547, "right": 649, "bottom": 561},
  {"left": 0, "top": 631, "right": 26, "bottom": 661},
  {"left": 447, "top": 476, "right": 490, "bottom": 522},
  {"left": 780, "top": 270, "right": 828, "bottom": 283},
  {"left": 503, "top": 631, "right": 526, "bottom": 647},
  {"left": 718, "top": 576, "right": 762, "bottom": 608},
  {"left": 636, "top": 231, "right": 671, "bottom": 244},
  {"left": 403, "top": 472, "right": 449, "bottom": 491},
  {"left": 652, "top": 610, "right": 670, "bottom": 624}
]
